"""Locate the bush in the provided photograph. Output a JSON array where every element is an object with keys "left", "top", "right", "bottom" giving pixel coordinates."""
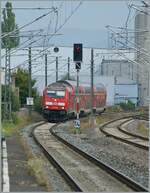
[
  {"left": 106, "top": 105, "right": 123, "bottom": 113},
  {"left": 119, "top": 100, "right": 135, "bottom": 111},
  {"left": 34, "top": 95, "right": 42, "bottom": 114},
  {"left": 11, "top": 112, "right": 19, "bottom": 124},
  {"left": 12, "top": 91, "right": 20, "bottom": 111}
]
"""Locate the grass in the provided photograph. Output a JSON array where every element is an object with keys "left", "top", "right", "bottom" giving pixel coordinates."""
[
  {"left": 105, "top": 106, "right": 123, "bottom": 113},
  {"left": 2, "top": 110, "right": 44, "bottom": 137},
  {"left": 137, "top": 122, "right": 149, "bottom": 137},
  {"left": 96, "top": 116, "right": 110, "bottom": 125},
  {"left": 68, "top": 115, "right": 110, "bottom": 135},
  {"left": 2, "top": 121, "right": 19, "bottom": 137},
  {"left": 27, "top": 158, "right": 47, "bottom": 186},
  {"left": 21, "top": 137, "right": 52, "bottom": 191}
]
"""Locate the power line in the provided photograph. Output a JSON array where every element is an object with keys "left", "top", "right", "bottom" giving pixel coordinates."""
[
  {"left": 11, "top": 2, "right": 83, "bottom": 70},
  {"left": 1, "top": 30, "right": 43, "bottom": 58},
  {"left": 1, "top": 9, "right": 55, "bottom": 38},
  {"left": 2, "top": 7, "right": 55, "bottom": 10},
  {"left": 106, "top": 25, "right": 149, "bottom": 57}
]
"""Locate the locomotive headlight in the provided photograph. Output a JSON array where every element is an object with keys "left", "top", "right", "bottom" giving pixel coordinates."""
[
  {"left": 58, "top": 102, "right": 65, "bottom": 106},
  {"left": 46, "top": 101, "right": 53, "bottom": 105}
]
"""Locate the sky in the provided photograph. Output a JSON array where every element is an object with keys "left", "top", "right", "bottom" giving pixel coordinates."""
[
  {"left": 1, "top": 0, "right": 143, "bottom": 98},
  {"left": 1, "top": 0, "right": 140, "bottom": 48}
]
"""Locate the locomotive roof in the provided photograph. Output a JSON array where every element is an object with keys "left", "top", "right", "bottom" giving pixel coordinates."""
[
  {"left": 47, "top": 81, "right": 67, "bottom": 90},
  {"left": 46, "top": 80, "right": 106, "bottom": 91},
  {"left": 58, "top": 80, "right": 106, "bottom": 90}
]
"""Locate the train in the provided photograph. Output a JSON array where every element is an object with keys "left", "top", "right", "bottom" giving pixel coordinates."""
[{"left": 42, "top": 80, "right": 107, "bottom": 121}]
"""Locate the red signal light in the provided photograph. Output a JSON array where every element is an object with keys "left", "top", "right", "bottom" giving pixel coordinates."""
[
  {"left": 73, "top": 44, "right": 82, "bottom": 62},
  {"left": 76, "top": 47, "right": 80, "bottom": 52}
]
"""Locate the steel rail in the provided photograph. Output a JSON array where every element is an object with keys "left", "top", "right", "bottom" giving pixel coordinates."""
[
  {"left": 50, "top": 123, "right": 148, "bottom": 192},
  {"left": 100, "top": 117, "right": 149, "bottom": 150},
  {"left": 31, "top": 123, "right": 83, "bottom": 192},
  {"left": 118, "top": 119, "right": 149, "bottom": 141}
]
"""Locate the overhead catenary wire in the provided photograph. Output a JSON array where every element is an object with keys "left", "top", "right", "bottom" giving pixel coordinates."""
[
  {"left": 1, "top": 9, "right": 55, "bottom": 38},
  {"left": 1, "top": 30, "right": 43, "bottom": 59},
  {"left": 106, "top": 25, "right": 149, "bottom": 57},
  {"left": 11, "top": 2, "right": 83, "bottom": 70},
  {"left": 1, "top": 7, "right": 56, "bottom": 10}
]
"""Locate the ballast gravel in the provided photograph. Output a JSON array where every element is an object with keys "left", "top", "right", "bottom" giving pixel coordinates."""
[
  {"left": 20, "top": 123, "right": 73, "bottom": 192},
  {"left": 123, "top": 119, "right": 149, "bottom": 138},
  {"left": 54, "top": 121, "right": 149, "bottom": 188}
]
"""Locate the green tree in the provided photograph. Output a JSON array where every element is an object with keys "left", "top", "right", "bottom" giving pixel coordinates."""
[
  {"left": 1, "top": 85, "right": 20, "bottom": 120},
  {"left": 34, "top": 95, "right": 42, "bottom": 114},
  {"left": 2, "top": 2, "right": 20, "bottom": 49},
  {"left": 2, "top": 2, "right": 20, "bottom": 120},
  {"left": 13, "top": 68, "right": 38, "bottom": 106}
]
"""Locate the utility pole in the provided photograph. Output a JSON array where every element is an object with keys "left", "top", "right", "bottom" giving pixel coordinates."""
[
  {"left": 4, "top": 47, "right": 11, "bottom": 120},
  {"left": 8, "top": 49, "right": 12, "bottom": 120},
  {"left": 28, "top": 46, "right": 32, "bottom": 116},
  {"left": 90, "top": 48, "right": 95, "bottom": 128},
  {"left": 0, "top": 0, "right": 1, "bottom": 129},
  {"left": 67, "top": 57, "right": 70, "bottom": 80},
  {"left": 56, "top": 56, "right": 58, "bottom": 81},
  {"left": 45, "top": 53, "right": 47, "bottom": 87},
  {"left": 4, "top": 49, "right": 9, "bottom": 120}
]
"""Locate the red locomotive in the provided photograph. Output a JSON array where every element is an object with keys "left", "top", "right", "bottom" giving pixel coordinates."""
[{"left": 42, "top": 80, "right": 106, "bottom": 121}]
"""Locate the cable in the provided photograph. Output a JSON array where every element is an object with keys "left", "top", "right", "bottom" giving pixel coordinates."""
[
  {"left": 32, "top": 59, "right": 56, "bottom": 75},
  {"left": 1, "top": 30, "right": 43, "bottom": 59},
  {"left": 1, "top": 9, "right": 54, "bottom": 38},
  {"left": 2, "top": 7, "right": 55, "bottom": 10},
  {"left": 12, "top": 2, "right": 83, "bottom": 70},
  {"left": 106, "top": 26, "right": 149, "bottom": 57}
]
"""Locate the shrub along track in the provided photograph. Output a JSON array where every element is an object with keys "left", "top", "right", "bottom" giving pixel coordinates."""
[
  {"left": 99, "top": 116, "right": 149, "bottom": 150},
  {"left": 32, "top": 121, "right": 148, "bottom": 192}
]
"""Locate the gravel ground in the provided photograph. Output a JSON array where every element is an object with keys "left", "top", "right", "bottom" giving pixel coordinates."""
[
  {"left": 123, "top": 120, "right": 149, "bottom": 138},
  {"left": 20, "top": 123, "right": 73, "bottom": 192},
  {"left": 54, "top": 120, "right": 149, "bottom": 188},
  {"left": 6, "top": 134, "right": 46, "bottom": 192}
]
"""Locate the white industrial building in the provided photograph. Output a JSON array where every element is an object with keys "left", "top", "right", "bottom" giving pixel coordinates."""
[
  {"left": 100, "top": 59, "right": 137, "bottom": 81},
  {"left": 134, "top": 10, "right": 150, "bottom": 106}
]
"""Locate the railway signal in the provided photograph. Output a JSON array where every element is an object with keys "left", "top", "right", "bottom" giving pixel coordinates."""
[
  {"left": 73, "top": 43, "right": 83, "bottom": 134},
  {"left": 75, "top": 62, "right": 81, "bottom": 70},
  {"left": 73, "top": 43, "right": 82, "bottom": 62},
  {"left": 54, "top": 47, "right": 59, "bottom": 53}
]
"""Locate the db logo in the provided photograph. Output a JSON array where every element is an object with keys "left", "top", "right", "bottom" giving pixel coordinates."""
[{"left": 53, "top": 102, "right": 57, "bottom": 105}]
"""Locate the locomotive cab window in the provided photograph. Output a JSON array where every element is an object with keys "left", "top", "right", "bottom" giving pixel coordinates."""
[
  {"left": 56, "top": 91, "right": 65, "bottom": 97},
  {"left": 47, "top": 90, "right": 65, "bottom": 98}
]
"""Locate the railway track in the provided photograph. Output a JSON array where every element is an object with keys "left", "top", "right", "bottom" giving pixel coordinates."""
[
  {"left": 32, "top": 122, "right": 148, "bottom": 192},
  {"left": 100, "top": 117, "right": 149, "bottom": 150},
  {"left": 118, "top": 119, "right": 149, "bottom": 140}
]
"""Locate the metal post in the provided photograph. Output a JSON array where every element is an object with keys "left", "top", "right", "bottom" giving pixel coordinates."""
[
  {"left": 28, "top": 46, "right": 32, "bottom": 116},
  {"left": 56, "top": 56, "right": 58, "bottom": 81},
  {"left": 45, "top": 53, "right": 47, "bottom": 87},
  {"left": 131, "top": 63, "right": 133, "bottom": 80},
  {"left": 4, "top": 48, "right": 8, "bottom": 120},
  {"left": 90, "top": 48, "right": 95, "bottom": 128},
  {"left": 68, "top": 57, "right": 70, "bottom": 80},
  {"left": 0, "top": 2, "right": 2, "bottom": 190},
  {"left": 148, "top": 1, "right": 150, "bottom": 130},
  {"left": 76, "top": 68, "right": 79, "bottom": 120},
  {"left": 75, "top": 67, "right": 81, "bottom": 134},
  {"left": 8, "top": 49, "right": 12, "bottom": 120}
]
